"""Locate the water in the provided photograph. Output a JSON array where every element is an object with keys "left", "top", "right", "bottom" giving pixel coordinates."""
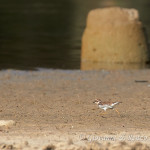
[{"left": 0, "top": 0, "right": 150, "bottom": 70}]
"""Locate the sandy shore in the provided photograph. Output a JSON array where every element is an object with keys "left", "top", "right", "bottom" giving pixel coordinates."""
[{"left": 0, "top": 69, "right": 150, "bottom": 149}]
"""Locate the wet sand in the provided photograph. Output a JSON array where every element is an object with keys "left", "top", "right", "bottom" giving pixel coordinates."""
[{"left": 0, "top": 69, "right": 150, "bottom": 149}]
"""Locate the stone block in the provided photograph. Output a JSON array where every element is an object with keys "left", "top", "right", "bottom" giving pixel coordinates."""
[{"left": 81, "top": 7, "right": 148, "bottom": 69}]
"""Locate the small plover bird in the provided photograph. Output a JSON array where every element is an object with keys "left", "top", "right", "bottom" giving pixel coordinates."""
[{"left": 93, "top": 99, "right": 121, "bottom": 116}]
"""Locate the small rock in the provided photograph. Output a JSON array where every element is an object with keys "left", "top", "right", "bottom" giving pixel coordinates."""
[
  {"left": 0, "top": 120, "right": 16, "bottom": 127},
  {"left": 43, "top": 144, "right": 55, "bottom": 150}
]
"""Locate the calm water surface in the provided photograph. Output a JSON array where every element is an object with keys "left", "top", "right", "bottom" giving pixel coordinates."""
[{"left": 0, "top": 0, "right": 150, "bottom": 70}]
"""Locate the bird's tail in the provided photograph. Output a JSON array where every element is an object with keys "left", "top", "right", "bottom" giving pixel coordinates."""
[{"left": 111, "top": 102, "right": 121, "bottom": 107}]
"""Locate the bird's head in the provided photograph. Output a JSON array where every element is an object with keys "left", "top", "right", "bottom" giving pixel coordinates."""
[{"left": 93, "top": 99, "right": 102, "bottom": 105}]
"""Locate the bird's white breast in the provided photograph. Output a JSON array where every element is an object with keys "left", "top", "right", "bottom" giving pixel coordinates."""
[{"left": 99, "top": 104, "right": 113, "bottom": 110}]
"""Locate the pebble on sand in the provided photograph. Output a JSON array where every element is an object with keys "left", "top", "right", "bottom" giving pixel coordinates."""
[{"left": 0, "top": 120, "right": 16, "bottom": 127}]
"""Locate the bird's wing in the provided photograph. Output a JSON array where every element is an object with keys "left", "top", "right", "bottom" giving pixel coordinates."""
[{"left": 111, "top": 102, "right": 119, "bottom": 107}]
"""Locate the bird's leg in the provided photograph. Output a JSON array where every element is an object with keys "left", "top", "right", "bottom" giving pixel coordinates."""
[
  {"left": 100, "top": 111, "right": 107, "bottom": 115},
  {"left": 114, "top": 109, "right": 120, "bottom": 116}
]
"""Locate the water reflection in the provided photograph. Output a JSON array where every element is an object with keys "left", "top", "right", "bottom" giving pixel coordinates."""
[
  {"left": 0, "top": 0, "right": 149, "bottom": 70},
  {"left": 81, "top": 61, "right": 147, "bottom": 70}
]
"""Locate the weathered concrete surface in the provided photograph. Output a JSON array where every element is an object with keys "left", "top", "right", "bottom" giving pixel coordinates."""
[{"left": 81, "top": 7, "right": 148, "bottom": 67}]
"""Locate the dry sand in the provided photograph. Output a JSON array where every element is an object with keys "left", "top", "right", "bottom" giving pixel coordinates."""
[{"left": 0, "top": 69, "right": 150, "bottom": 149}]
